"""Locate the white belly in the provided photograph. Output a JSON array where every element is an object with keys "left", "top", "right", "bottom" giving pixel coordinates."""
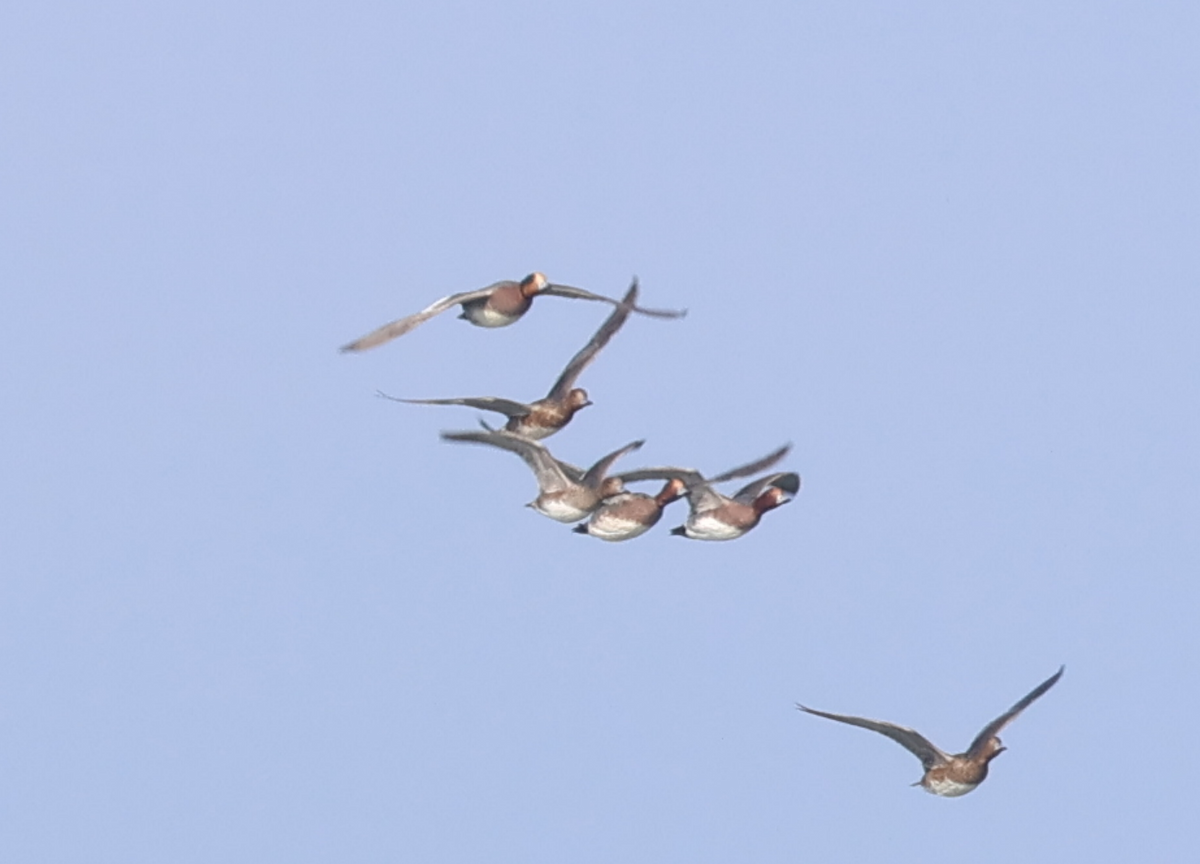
[
  {"left": 683, "top": 513, "right": 748, "bottom": 541},
  {"left": 924, "top": 777, "right": 979, "bottom": 798},
  {"left": 534, "top": 497, "right": 593, "bottom": 524},
  {"left": 587, "top": 514, "right": 654, "bottom": 542},
  {"left": 462, "top": 304, "right": 521, "bottom": 328}
]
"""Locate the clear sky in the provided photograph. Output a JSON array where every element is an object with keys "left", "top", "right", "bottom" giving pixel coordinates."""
[{"left": 3, "top": 1, "right": 1198, "bottom": 861}]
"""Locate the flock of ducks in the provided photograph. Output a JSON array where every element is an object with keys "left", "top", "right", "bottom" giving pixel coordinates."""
[
  {"left": 345, "top": 273, "right": 799, "bottom": 542},
  {"left": 342, "top": 272, "right": 1064, "bottom": 797}
]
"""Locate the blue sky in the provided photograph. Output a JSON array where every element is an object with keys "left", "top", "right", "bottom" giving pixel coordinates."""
[{"left": 2, "top": 2, "right": 1198, "bottom": 861}]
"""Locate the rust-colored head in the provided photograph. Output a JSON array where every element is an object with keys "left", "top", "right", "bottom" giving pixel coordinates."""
[
  {"left": 520, "top": 272, "right": 550, "bottom": 297},
  {"left": 753, "top": 485, "right": 791, "bottom": 514},
  {"left": 978, "top": 737, "right": 1007, "bottom": 763},
  {"left": 655, "top": 477, "right": 688, "bottom": 507},
  {"left": 565, "top": 388, "right": 593, "bottom": 411}
]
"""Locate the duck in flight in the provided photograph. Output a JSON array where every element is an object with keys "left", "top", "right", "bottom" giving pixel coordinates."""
[
  {"left": 796, "top": 666, "right": 1064, "bottom": 797},
  {"left": 378, "top": 279, "right": 641, "bottom": 439},
  {"left": 341, "top": 272, "right": 684, "bottom": 352},
  {"left": 574, "top": 443, "right": 793, "bottom": 541},
  {"left": 439, "top": 429, "right": 643, "bottom": 524},
  {"left": 605, "top": 457, "right": 799, "bottom": 541}
]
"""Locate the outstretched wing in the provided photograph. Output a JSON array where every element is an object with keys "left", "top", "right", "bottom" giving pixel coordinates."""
[
  {"left": 439, "top": 429, "right": 571, "bottom": 492},
  {"left": 340, "top": 286, "right": 497, "bottom": 351},
  {"left": 610, "top": 466, "right": 703, "bottom": 485},
  {"left": 709, "top": 443, "right": 792, "bottom": 483},
  {"left": 797, "top": 705, "right": 950, "bottom": 771},
  {"left": 546, "top": 279, "right": 639, "bottom": 400},
  {"left": 966, "top": 666, "right": 1064, "bottom": 759},
  {"left": 540, "top": 282, "right": 686, "bottom": 319},
  {"left": 377, "top": 391, "right": 533, "bottom": 419},
  {"left": 581, "top": 440, "right": 645, "bottom": 490},
  {"left": 616, "top": 444, "right": 792, "bottom": 487}
]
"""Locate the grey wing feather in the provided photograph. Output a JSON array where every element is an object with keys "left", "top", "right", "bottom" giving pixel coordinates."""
[
  {"left": 731, "top": 472, "right": 801, "bottom": 504},
  {"left": 797, "top": 705, "right": 950, "bottom": 770},
  {"left": 379, "top": 392, "right": 533, "bottom": 418},
  {"left": 615, "top": 444, "right": 791, "bottom": 488},
  {"left": 340, "top": 287, "right": 496, "bottom": 351},
  {"left": 439, "top": 429, "right": 571, "bottom": 492},
  {"left": 967, "top": 666, "right": 1064, "bottom": 758},
  {"left": 541, "top": 283, "right": 686, "bottom": 319},
  {"left": 581, "top": 440, "right": 645, "bottom": 489},
  {"left": 708, "top": 443, "right": 792, "bottom": 483},
  {"left": 555, "top": 460, "right": 587, "bottom": 483},
  {"left": 609, "top": 468, "right": 725, "bottom": 509},
  {"left": 546, "top": 279, "right": 638, "bottom": 400},
  {"left": 682, "top": 479, "right": 728, "bottom": 514},
  {"left": 611, "top": 466, "right": 704, "bottom": 485}
]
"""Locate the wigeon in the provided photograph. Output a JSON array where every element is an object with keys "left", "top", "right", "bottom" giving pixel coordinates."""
[
  {"left": 439, "top": 428, "right": 642, "bottom": 523},
  {"left": 378, "top": 280, "right": 641, "bottom": 439},
  {"left": 574, "top": 443, "right": 793, "bottom": 541},
  {"left": 796, "top": 666, "right": 1064, "bottom": 797},
  {"left": 341, "top": 272, "right": 684, "bottom": 352}
]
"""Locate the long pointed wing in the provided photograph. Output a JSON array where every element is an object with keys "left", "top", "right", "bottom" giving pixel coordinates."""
[
  {"left": 967, "top": 666, "right": 1064, "bottom": 758},
  {"left": 610, "top": 467, "right": 704, "bottom": 485},
  {"left": 439, "top": 429, "right": 571, "bottom": 492},
  {"left": 581, "top": 440, "right": 645, "bottom": 490},
  {"left": 731, "top": 472, "right": 801, "bottom": 504},
  {"left": 797, "top": 705, "right": 950, "bottom": 770},
  {"left": 340, "top": 286, "right": 497, "bottom": 351},
  {"left": 708, "top": 443, "right": 792, "bottom": 483},
  {"left": 377, "top": 391, "right": 533, "bottom": 419},
  {"left": 546, "top": 279, "right": 639, "bottom": 400},
  {"left": 613, "top": 444, "right": 791, "bottom": 489},
  {"left": 540, "top": 283, "right": 686, "bottom": 319}
]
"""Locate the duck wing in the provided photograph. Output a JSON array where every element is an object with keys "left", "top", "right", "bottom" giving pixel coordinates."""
[
  {"left": 613, "top": 443, "right": 791, "bottom": 492},
  {"left": 340, "top": 286, "right": 499, "bottom": 351},
  {"left": 708, "top": 443, "right": 792, "bottom": 483},
  {"left": 378, "top": 391, "right": 533, "bottom": 419},
  {"left": 731, "top": 472, "right": 801, "bottom": 504},
  {"left": 545, "top": 279, "right": 638, "bottom": 400},
  {"left": 966, "top": 666, "right": 1064, "bottom": 759},
  {"left": 440, "top": 429, "right": 572, "bottom": 493},
  {"left": 610, "top": 466, "right": 704, "bottom": 485},
  {"left": 581, "top": 440, "right": 645, "bottom": 490},
  {"left": 540, "top": 281, "right": 686, "bottom": 319},
  {"left": 797, "top": 705, "right": 951, "bottom": 771}
]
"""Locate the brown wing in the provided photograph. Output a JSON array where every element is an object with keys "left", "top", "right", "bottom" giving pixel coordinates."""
[
  {"left": 708, "top": 443, "right": 792, "bottom": 483},
  {"left": 540, "top": 282, "right": 686, "bottom": 319},
  {"left": 797, "top": 705, "right": 950, "bottom": 770},
  {"left": 966, "top": 666, "right": 1064, "bottom": 759},
  {"left": 339, "top": 286, "right": 498, "bottom": 351},
  {"left": 377, "top": 391, "right": 534, "bottom": 419},
  {"left": 546, "top": 279, "right": 638, "bottom": 400}
]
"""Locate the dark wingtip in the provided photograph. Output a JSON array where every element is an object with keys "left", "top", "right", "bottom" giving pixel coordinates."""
[
  {"left": 572, "top": 523, "right": 589, "bottom": 534},
  {"left": 669, "top": 525, "right": 686, "bottom": 536},
  {"left": 773, "top": 473, "right": 802, "bottom": 495}
]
